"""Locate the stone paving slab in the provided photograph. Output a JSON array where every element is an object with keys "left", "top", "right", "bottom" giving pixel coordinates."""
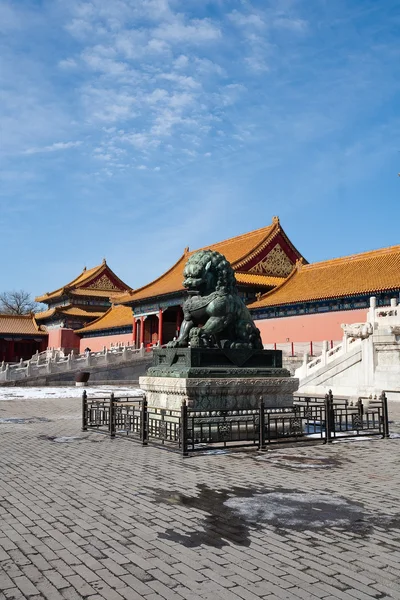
[{"left": 0, "top": 396, "right": 399, "bottom": 600}]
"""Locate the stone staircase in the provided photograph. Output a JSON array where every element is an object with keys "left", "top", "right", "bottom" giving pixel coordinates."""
[{"left": 295, "top": 297, "right": 400, "bottom": 399}]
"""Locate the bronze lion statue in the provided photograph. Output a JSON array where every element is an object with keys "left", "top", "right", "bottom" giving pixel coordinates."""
[{"left": 167, "top": 250, "right": 263, "bottom": 350}]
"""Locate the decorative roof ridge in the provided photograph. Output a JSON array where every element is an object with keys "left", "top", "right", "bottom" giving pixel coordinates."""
[
  {"left": 232, "top": 221, "right": 281, "bottom": 268},
  {"left": 35, "top": 287, "right": 66, "bottom": 303},
  {"left": 62, "top": 264, "right": 100, "bottom": 289},
  {"left": 279, "top": 228, "right": 308, "bottom": 265},
  {"left": 34, "top": 307, "right": 57, "bottom": 320},
  {"left": 35, "top": 264, "right": 100, "bottom": 301},
  {"left": 302, "top": 244, "right": 400, "bottom": 270},
  {"left": 78, "top": 262, "right": 131, "bottom": 291},
  {"left": 197, "top": 221, "right": 277, "bottom": 254},
  {"left": 32, "top": 316, "right": 44, "bottom": 332},
  {"left": 248, "top": 265, "right": 299, "bottom": 306},
  {"left": 118, "top": 252, "right": 187, "bottom": 304}
]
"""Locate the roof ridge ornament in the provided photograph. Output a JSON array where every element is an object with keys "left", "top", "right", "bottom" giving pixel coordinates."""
[
  {"left": 272, "top": 216, "right": 280, "bottom": 224},
  {"left": 102, "top": 258, "right": 106, "bottom": 265},
  {"left": 184, "top": 246, "right": 189, "bottom": 254},
  {"left": 295, "top": 257, "right": 305, "bottom": 270}
]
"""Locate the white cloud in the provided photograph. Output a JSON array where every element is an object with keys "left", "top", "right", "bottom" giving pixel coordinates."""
[
  {"left": 153, "top": 18, "right": 221, "bottom": 43},
  {"left": 173, "top": 54, "right": 189, "bottom": 69},
  {"left": 159, "top": 73, "right": 200, "bottom": 89},
  {"left": 229, "top": 11, "right": 265, "bottom": 29},
  {"left": 23, "top": 141, "right": 82, "bottom": 155},
  {"left": 273, "top": 17, "right": 308, "bottom": 32},
  {"left": 58, "top": 58, "right": 78, "bottom": 69}
]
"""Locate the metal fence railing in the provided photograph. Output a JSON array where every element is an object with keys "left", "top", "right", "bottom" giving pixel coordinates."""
[{"left": 82, "top": 389, "right": 390, "bottom": 456}]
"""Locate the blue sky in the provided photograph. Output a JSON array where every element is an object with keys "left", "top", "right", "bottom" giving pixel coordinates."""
[{"left": 1, "top": 0, "right": 399, "bottom": 297}]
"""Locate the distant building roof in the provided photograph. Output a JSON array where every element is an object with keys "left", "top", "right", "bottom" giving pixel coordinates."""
[
  {"left": 35, "top": 306, "right": 105, "bottom": 322},
  {"left": 75, "top": 305, "right": 133, "bottom": 334},
  {"left": 35, "top": 259, "right": 132, "bottom": 304},
  {"left": 248, "top": 245, "right": 400, "bottom": 309},
  {"left": 117, "top": 217, "right": 303, "bottom": 305},
  {"left": 0, "top": 314, "right": 47, "bottom": 336}
]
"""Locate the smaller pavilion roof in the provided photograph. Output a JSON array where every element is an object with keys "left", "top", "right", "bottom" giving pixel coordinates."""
[
  {"left": 248, "top": 244, "right": 400, "bottom": 309},
  {"left": 75, "top": 305, "right": 133, "bottom": 334},
  {"left": 0, "top": 314, "right": 47, "bottom": 336},
  {"left": 35, "top": 259, "right": 132, "bottom": 303},
  {"left": 35, "top": 306, "right": 105, "bottom": 321}
]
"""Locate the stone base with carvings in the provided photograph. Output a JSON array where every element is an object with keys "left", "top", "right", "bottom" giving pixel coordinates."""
[{"left": 139, "top": 376, "right": 299, "bottom": 411}]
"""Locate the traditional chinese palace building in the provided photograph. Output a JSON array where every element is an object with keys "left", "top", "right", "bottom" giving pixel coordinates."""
[
  {"left": 249, "top": 244, "right": 400, "bottom": 343},
  {"left": 33, "top": 218, "right": 400, "bottom": 355},
  {"left": 0, "top": 314, "right": 47, "bottom": 362},
  {"left": 35, "top": 260, "right": 131, "bottom": 353}
]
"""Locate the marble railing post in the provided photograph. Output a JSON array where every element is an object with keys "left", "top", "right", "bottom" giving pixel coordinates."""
[
  {"left": 368, "top": 296, "right": 377, "bottom": 327},
  {"left": 321, "top": 341, "right": 328, "bottom": 366}
]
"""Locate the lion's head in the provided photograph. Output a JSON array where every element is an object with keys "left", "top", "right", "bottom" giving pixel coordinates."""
[{"left": 183, "top": 250, "right": 236, "bottom": 295}]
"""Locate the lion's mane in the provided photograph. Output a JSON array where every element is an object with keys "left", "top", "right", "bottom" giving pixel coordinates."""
[{"left": 185, "top": 250, "right": 236, "bottom": 294}]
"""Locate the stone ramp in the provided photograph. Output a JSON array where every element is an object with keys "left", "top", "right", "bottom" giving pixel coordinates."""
[{"left": 0, "top": 356, "right": 152, "bottom": 387}]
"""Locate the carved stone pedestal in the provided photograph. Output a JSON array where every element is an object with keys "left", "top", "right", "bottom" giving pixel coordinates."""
[
  {"left": 140, "top": 348, "right": 298, "bottom": 411},
  {"left": 139, "top": 375, "right": 299, "bottom": 411}
]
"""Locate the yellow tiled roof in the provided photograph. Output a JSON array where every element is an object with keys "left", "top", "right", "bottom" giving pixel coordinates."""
[
  {"left": 35, "top": 260, "right": 131, "bottom": 303},
  {"left": 118, "top": 218, "right": 293, "bottom": 304},
  {"left": 34, "top": 308, "right": 57, "bottom": 320},
  {"left": 75, "top": 305, "right": 133, "bottom": 334},
  {"left": 248, "top": 245, "right": 400, "bottom": 309},
  {"left": 235, "top": 273, "right": 285, "bottom": 287},
  {"left": 70, "top": 289, "right": 121, "bottom": 298},
  {"left": 0, "top": 314, "right": 47, "bottom": 336},
  {"left": 35, "top": 305, "right": 105, "bottom": 321}
]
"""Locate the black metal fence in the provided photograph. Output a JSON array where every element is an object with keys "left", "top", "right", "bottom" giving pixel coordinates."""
[{"left": 82, "top": 390, "right": 390, "bottom": 456}]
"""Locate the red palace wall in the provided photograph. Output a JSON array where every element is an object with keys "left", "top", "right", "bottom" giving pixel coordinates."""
[
  {"left": 47, "top": 328, "right": 81, "bottom": 353},
  {"left": 79, "top": 333, "right": 133, "bottom": 354},
  {"left": 255, "top": 308, "right": 369, "bottom": 344}
]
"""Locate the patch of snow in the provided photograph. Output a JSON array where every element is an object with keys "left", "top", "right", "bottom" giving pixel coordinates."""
[
  {"left": 225, "top": 491, "right": 363, "bottom": 529},
  {"left": 52, "top": 436, "right": 82, "bottom": 443},
  {"left": 0, "top": 386, "right": 143, "bottom": 401}
]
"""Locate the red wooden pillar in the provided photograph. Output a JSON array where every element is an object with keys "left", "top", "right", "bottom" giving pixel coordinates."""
[
  {"left": 158, "top": 309, "right": 163, "bottom": 346},
  {"left": 139, "top": 317, "right": 145, "bottom": 346},
  {"left": 132, "top": 317, "right": 137, "bottom": 347}
]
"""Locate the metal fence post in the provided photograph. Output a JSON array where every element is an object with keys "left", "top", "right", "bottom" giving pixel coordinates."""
[
  {"left": 141, "top": 398, "right": 148, "bottom": 445},
  {"left": 259, "top": 397, "right": 266, "bottom": 450},
  {"left": 381, "top": 391, "right": 390, "bottom": 438},
  {"left": 181, "top": 400, "right": 189, "bottom": 457},
  {"left": 82, "top": 390, "right": 88, "bottom": 432},
  {"left": 357, "top": 398, "right": 364, "bottom": 418},
  {"left": 324, "top": 390, "right": 334, "bottom": 443},
  {"left": 109, "top": 392, "right": 116, "bottom": 438}
]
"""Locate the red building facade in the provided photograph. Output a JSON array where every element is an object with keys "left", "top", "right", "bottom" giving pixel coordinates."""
[{"left": 0, "top": 315, "right": 47, "bottom": 362}]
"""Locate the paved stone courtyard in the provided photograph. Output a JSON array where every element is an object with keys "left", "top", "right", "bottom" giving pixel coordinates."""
[{"left": 1, "top": 394, "right": 400, "bottom": 600}]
